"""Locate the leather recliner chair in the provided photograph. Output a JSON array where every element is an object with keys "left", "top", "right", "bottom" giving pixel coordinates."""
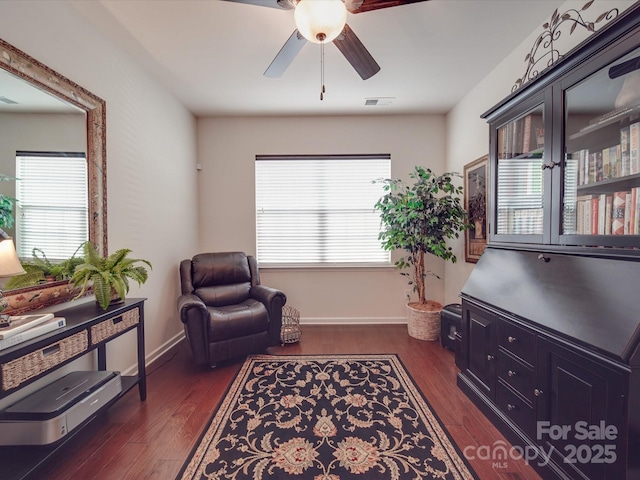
[{"left": 177, "top": 252, "right": 286, "bottom": 367}]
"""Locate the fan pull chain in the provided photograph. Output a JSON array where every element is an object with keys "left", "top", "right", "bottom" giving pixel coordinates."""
[{"left": 320, "top": 41, "right": 325, "bottom": 101}]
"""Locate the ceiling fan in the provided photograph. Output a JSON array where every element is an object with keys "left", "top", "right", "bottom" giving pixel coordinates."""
[{"left": 223, "top": 0, "right": 429, "bottom": 80}]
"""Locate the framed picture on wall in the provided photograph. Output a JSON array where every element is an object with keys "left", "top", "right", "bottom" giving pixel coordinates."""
[{"left": 464, "top": 155, "right": 488, "bottom": 263}]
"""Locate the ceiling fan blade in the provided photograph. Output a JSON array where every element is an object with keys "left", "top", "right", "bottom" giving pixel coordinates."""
[
  {"left": 264, "top": 30, "right": 307, "bottom": 78},
  {"left": 333, "top": 24, "right": 380, "bottom": 80},
  {"left": 344, "top": 0, "right": 429, "bottom": 14},
  {"left": 221, "top": 0, "right": 294, "bottom": 10}
]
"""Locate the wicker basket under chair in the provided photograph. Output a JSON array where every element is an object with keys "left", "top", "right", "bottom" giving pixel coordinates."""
[{"left": 406, "top": 300, "right": 443, "bottom": 341}]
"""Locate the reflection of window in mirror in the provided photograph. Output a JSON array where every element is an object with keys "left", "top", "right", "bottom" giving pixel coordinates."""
[{"left": 15, "top": 152, "right": 88, "bottom": 260}]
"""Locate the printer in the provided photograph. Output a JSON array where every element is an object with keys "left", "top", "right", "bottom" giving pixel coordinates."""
[{"left": 0, "top": 371, "right": 122, "bottom": 445}]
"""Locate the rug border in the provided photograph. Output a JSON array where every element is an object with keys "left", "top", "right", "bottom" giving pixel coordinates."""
[{"left": 175, "top": 353, "right": 479, "bottom": 480}]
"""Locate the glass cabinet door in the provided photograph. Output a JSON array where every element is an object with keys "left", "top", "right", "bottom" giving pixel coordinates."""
[
  {"left": 495, "top": 104, "right": 546, "bottom": 238},
  {"left": 563, "top": 45, "right": 640, "bottom": 244}
]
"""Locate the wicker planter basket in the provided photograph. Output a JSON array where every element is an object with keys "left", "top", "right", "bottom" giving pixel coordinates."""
[{"left": 406, "top": 300, "right": 443, "bottom": 341}]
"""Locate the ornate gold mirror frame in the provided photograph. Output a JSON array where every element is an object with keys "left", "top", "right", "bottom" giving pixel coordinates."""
[{"left": 0, "top": 38, "right": 107, "bottom": 314}]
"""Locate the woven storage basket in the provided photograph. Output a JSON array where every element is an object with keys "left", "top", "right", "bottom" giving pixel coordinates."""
[
  {"left": 280, "top": 305, "right": 301, "bottom": 344},
  {"left": 91, "top": 308, "right": 140, "bottom": 345},
  {"left": 406, "top": 301, "right": 443, "bottom": 341},
  {"left": 1, "top": 330, "right": 89, "bottom": 391}
]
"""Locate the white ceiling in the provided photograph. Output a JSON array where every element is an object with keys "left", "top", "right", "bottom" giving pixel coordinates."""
[{"left": 73, "top": 0, "right": 564, "bottom": 117}]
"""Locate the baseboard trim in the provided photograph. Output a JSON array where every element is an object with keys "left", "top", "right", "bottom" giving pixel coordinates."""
[
  {"left": 301, "top": 317, "right": 407, "bottom": 325},
  {"left": 123, "top": 319, "right": 408, "bottom": 374},
  {"left": 122, "top": 331, "right": 185, "bottom": 376}
]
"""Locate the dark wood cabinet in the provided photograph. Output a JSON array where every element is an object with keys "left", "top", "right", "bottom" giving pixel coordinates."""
[
  {"left": 0, "top": 298, "right": 147, "bottom": 480},
  {"left": 536, "top": 338, "right": 627, "bottom": 480},
  {"left": 464, "top": 304, "right": 496, "bottom": 398},
  {"left": 458, "top": 6, "right": 640, "bottom": 479},
  {"left": 459, "top": 289, "right": 638, "bottom": 480}
]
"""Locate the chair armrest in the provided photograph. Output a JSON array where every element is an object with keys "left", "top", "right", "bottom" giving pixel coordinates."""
[
  {"left": 251, "top": 285, "right": 286, "bottom": 309},
  {"left": 177, "top": 293, "right": 210, "bottom": 366},
  {"left": 251, "top": 285, "right": 287, "bottom": 346},
  {"left": 177, "top": 293, "right": 208, "bottom": 324}
]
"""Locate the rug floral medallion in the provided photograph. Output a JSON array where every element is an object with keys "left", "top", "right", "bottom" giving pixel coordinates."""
[{"left": 178, "top": 354, "right": 477, "bottom": 480}]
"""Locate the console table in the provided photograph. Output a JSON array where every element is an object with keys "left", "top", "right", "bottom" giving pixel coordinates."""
[{"left": 0, "top": 297, "right": 146, "bottom": 480}]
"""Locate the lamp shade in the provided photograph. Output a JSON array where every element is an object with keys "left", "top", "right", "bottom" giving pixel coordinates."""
[
  {"left": 0, "top": 238, "right": 25, "bottom": 277},
  {"left": 294, "top": 0, "right": 347, "bottom": 44}
]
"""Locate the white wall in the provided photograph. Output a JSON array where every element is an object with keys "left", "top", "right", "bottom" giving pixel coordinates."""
[
  {"left": 444, "top": 0, "right": 637, "bottom": 305},
  {"left": 0, "top": 0, "right": 198, "bottom": 406},
  {"left": 197, "top": 115, "right": 448, "bottom": 322}
]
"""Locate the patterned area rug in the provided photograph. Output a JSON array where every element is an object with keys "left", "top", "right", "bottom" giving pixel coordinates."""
[{"left": 177, "top": 354, "right": 477, "bottom": 480}]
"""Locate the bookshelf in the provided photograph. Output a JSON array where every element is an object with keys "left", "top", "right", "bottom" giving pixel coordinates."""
[
  {"left": 485, "top": 13, "right": 640, "bottom": 252},
  {"left": 459, "top": 6, "right": 640, "bottom": 480}
]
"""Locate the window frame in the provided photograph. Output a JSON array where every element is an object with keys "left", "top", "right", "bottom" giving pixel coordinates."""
[{"left": 255, "top": 153, "right": 392, "bottom": 268}]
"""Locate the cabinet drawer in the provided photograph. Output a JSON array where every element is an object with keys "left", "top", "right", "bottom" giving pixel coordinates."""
[
  {"left": 496, "top": 381, "right": 534, "bottom": 437},
  {"left": 497, "top": 349, "right": 534, "bottom": 402},
  {"left": 1, "top": 330, "right": 89, "bottom": 391},
  {"left": 498, "top": 319, "right": 535, "bottom": 364},
  {"left": 90, "top": 308, "right": 140, "bottom": 345}
]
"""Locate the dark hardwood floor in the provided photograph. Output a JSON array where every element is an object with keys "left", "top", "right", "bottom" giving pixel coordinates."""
[{"left": 38, "top": 325, "right": 541, "bottom": 479}]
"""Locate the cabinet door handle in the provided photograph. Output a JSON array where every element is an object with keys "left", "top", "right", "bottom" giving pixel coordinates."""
[
  {"left": 541, "top": 161, "right": 560, "bottom": 170},
  {"left": 508, "top": 370, "right": 517, "bottom": 377},
  {"left": 487, "top": 354, "right": 495, "bottom": 361},
  {"left": 508, "top": 336, "right": 517, "bottom": 343},
  {"left": 537, "top": 253, "right": 550, "bottom": 263},
  {"left": 507, "top": 403, "right": 516, "bottom": 411},
  {"left": 534, "top": 388, "right": 543, "bottom": 397}
]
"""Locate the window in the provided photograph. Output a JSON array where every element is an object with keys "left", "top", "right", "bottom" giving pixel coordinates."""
[
  {"left": 255, "top": 154, "right": 391, "bottom": 265},
  {"left": 16, "top": 152, "right": 88, "bottom": 259}
]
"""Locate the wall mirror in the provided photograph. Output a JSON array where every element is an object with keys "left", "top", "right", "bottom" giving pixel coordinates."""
[{"left": 0, "top": 38, "right": 107, "bottom": 314}]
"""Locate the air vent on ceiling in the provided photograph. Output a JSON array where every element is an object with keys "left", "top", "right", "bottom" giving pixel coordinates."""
[
  {"left": 365, "top": 97, "right": 394, "bottom": 106},
  {"left": 0, "top": 96, "right": 18, "bottom": 105}
]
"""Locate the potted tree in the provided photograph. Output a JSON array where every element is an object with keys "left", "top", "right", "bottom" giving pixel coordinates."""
[
  {"left": 71, "top": 241, "right": 152, "bottom": 310},
  {"left": 375, "top": 166, "right": 468, "bottom": 340}
]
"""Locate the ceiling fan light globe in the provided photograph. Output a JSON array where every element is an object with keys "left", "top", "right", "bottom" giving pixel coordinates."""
[{"left": 294, "top": 0, "right": 347, "bottom": 44}]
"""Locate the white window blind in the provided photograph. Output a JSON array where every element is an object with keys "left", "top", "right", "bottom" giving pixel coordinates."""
[
  {"left": 496, "top": 158, "right": 544, "bottom": 235},
  {"left": 255, "top": 154, "right": 391, "bottom": 265},
  {"left": 16, "top": 152, "right": 88, "bottom": 259}
]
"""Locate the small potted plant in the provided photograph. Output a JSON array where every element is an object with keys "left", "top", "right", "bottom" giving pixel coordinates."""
[
  {"left": 71, "top": 241, "right": 152, "bottom": 310},
  {"left": 375, "top": 166, "right": 468, "bottom": 340},
  {"left": 5, "top": 245, "right": 86, "bottom": 289}
]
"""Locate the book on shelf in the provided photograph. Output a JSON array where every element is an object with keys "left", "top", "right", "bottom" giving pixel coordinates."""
[
  {"left": 630, "top": 188, "right": 638, "bottom": 235},
  {"left": 612, "top": 191, "right": 627, "bottom": 235},
  {"left": 588, "top": 152, "right": 597, "bottom": 184},
  {"left": 522, "top": 114, "right": 532, "bottom": 153},
  {"left": 575, "top": 195, "right": 594, "bottom": 235},
  {"left": 621, "top": 126, "right": 630, "bottom": 176},
  {"left": 630, "top": 122, "right": 640, "bottom": 175},
  {"left": 0, "top": 313, "right": 55, "bottom": 340},
  {"left": 635, "top": 187, "right": 640, "bottom": 236},
  {"left": 611, "top": 144, "right": 621, "bottom": 179},
  {"left": 605, "top": 195, "right": 613, "bottom": 235},
  {"left": 624, "top": 192, "right": 633, "bottom": 234},
  {"left": 0, "top": 317, "right": 66, "bottom": 351},
  {"left": 598, "top": 193, "right": 607, "bottom": 235},
  {"left": 602, "top": 147, "right": 611, "bottom": 180}
]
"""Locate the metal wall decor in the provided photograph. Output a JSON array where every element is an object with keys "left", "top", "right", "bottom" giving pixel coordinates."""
[{"left": 512, "top": 0, "right": 619, "bottom": 92}]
